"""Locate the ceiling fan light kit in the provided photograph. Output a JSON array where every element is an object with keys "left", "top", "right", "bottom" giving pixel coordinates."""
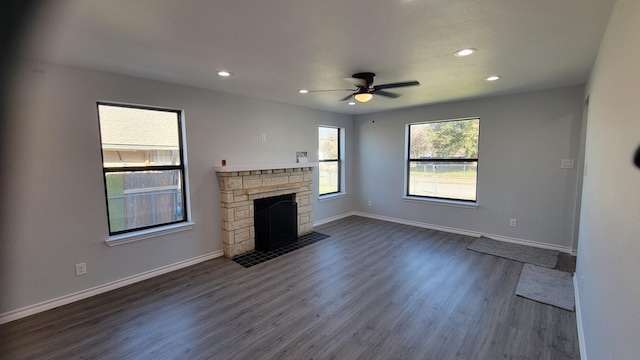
[{"left": 354, "top": 93, "right": 373, "bottom": 102}]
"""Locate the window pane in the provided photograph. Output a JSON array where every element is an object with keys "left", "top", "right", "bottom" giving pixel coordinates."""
[
  {"left": 98, "top": 105, "right": 181, "bottom": 167},
  {"left": 319, "top": 127, "right": 339, "bottom": 160},
  {"left": 105, "top": 170, "right": 185, "bottom": 233},
  {"left": 409, "top": 119, "right": 479, "bottom": 159},
  {"left": 319, "top": 161, "right": 339, "bottom": 195},
  {"left": 408, "top": 161, "right": 477, "bottom": 201}
]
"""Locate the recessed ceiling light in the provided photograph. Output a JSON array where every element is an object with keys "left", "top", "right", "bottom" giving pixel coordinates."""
[
  {"left": 485, "top": 75, "right": 502, "bottom": 81},
  {"left": 217, "top": 71, "right": 232, "bottom": 77},
  {"left": 348, "top": 101, "right": 356, "bottom": 106},
  {"left": 454, "top": 48, "right": 477, "bottom": 57},
  {"left": 298, "top": 89, "right": 309, "bottom": 94}
]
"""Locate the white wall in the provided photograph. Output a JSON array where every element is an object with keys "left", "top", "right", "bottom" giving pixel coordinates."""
[
  {"left": 0, "top": 60, "right": 353, "bottom": 314},
  {"left": 354, "top": 86, "right": 585, "bottom": 251},
  {"left": 0, "top": 59, "right": 590, "bottom": 321},
  {"left": 577, "top": 0, "right": 640, "bottom": 358}
]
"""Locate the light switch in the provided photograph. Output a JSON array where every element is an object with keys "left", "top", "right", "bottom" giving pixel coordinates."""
[{"left": 561, "top": 159, "right": 574, "bottom": 169}]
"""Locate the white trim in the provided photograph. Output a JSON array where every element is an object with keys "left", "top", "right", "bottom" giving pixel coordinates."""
[
  {"left": 353, "top": 211, "right": 479, "bottom": 237},
  {"left": 318, "top": 192, "right": 347, "bottom": 201},
  {"left": 214, "top": 163, "right": 318, "bottom": 172},
  {"left": 479, "top": 233, "right": 575, "bottom": 254},
  {"left": 313, "top": 211, "right": 357, "bottom": 227},
  {"left": 350, "top": 212, "right": 576, "bottom": 254},
  {"left": 123, "top": 185, "right": 179, "bottom": 194},
  {"left": 574, "top": 274, "right": 588, "bottom": 360},
  {"left": 102, "top": 144, "right": 178, "bottom": 151},
  {"left": 402, "top": 196, "right": 479, "bottom": 209},
  {"left": 0, "top": 250, "right": 224, "bottom": 325},
  {"left": 106, "top": 222, "right": 195, "bottom": 246}
]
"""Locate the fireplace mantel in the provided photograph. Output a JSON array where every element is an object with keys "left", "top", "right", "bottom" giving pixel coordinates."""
[{"left": 214, "top": 162, "right": 318, "bottom": 173}]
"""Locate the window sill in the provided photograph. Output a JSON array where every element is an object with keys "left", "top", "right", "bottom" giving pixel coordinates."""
[
  {"left": 318, "top": 192, "right": 347, "bottom": 202},
  {"left": 402, "top": 196, "right": 478, "bottom": 209},
  {"left": 105, "top": 222, "right": 195, "bottom": 247}
]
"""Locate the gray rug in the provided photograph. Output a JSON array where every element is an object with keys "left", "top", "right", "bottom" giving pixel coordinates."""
[
  {"left": 516, "top": 264, "right": 575, "bottom": 311},
  {"left": 467, "top": 236, "right": 559, "bottom": 268}
]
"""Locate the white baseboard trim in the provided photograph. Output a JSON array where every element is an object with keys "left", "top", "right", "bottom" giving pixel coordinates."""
[
  {"left": 353, "top": 211, "right": 479, "bottom": 237},
  {"left": 483, "top": 233, "right": 575, "bottom": 255},
  {"left": 573, "top": 274, "right": 588, "bottom": 360},
  {"left": 313, "top": 211, "right": 357, "bottom": 227},
  {"left": 348, "top": 212, "right": 576, "bottom": 254},
  {"left": 0, "top": 250, "right": 224, "bottom": 325}
]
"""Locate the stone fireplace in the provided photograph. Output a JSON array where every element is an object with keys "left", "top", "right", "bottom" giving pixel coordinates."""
[{"left": 215, "top": 164, "right": 315, "bottom": 258}]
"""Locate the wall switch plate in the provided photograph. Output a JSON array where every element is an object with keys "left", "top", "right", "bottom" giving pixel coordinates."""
[
  {"left": 75, "top": 263, "right": 87, "bottom": 276},
  {"left": 261, "top": 133, "right": 267, "bottom": 141},
  {"left": 367, "top": 200, "right": 372, "bottom": 207},
  {"left": 561, "top": 159, "right": 574, "bottom": 168},
  {"left": 509, "top": 219, "right": 517, "bottom": 227}
]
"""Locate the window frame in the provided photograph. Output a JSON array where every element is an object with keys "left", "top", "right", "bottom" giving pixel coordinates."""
[
  {"left": 406, "top": 117, "right": 479, "bottom": 203},
  {"left": 97, "top": 102, "right": 191, "bottom": 238},
  {"left": 318, "top": 126, "right": 342, "bottom": 197}
]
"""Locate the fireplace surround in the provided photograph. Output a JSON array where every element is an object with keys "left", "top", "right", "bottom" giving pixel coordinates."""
[{"left": 215, "top": 164, "right": 315, "bottom": 258}]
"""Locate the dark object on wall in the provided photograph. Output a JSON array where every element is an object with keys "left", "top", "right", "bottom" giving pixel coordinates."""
[
  {"left": 254, "top": 194, "right": 298, "bottom": 251},
  {"left": 634, "top": 145, "right": 640, "bottom": 169}
]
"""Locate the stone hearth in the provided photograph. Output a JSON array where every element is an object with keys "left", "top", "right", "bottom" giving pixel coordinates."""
[{"left": 215, "top": 166, "right": 314, "bottom": 258}]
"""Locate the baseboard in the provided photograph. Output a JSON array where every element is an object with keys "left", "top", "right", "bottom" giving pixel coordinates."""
[
  {"left": 353, "top": 211, "right": 479, "bottom": 237},
  {"left": 313, "top": 211, "right": 357, "bottom": 227},
  {"left": 350, "top": 211, "right": 576, "bottom": 254},
  {"left": 483, "top": 233, "right": 575, "bottom": 255},
  {"left": 0, "top": 250, "right": 224, "bottom": 325},
  {"left": 573, "top": 274, "right": 588, "bottom": 360}
]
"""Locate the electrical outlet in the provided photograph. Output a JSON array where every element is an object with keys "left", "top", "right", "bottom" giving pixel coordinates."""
[
  {"left": 509, "top": 219, "right": 517, "bottom": 227},
  {"left": 367, "top": 200, "right": 372, "bottom": 207},
  {"left": 75, "top": 262, "right": 87, "bottom": 276}
]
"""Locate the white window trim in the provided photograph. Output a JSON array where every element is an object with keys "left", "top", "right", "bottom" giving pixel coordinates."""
[
  {"left": 402, "top": 195, "right": 478, "bottom": 209},
  {"left": 318, "top": 192, "right": 348, "bottom": 201},
  {"left": 105, "top": 221, "right": 195, "bottom": 246}
]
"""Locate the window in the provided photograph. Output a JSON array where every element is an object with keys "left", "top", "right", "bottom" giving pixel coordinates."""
[
  {"left": 407, "top": 118, "right": 479, "bottom": 202},
  {"left": 97, "top": 103, "right": 188, "bottom": 235},
  {"left": 318, "top": 126, "right": 341, "bottom": 196}
]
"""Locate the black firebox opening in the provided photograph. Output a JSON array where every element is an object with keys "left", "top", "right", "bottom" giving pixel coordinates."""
[{"left": 254, "top": 193, "right": 297, "bottom": 251}]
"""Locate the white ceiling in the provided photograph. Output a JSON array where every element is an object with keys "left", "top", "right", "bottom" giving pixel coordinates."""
[{"left": 20, "top": 0, "right": 616, "bottom": 114}]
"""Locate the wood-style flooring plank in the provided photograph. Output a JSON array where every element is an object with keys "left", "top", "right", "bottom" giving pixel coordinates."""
[{"left": 0, "top": 216, "right": 579, "bottom": 359}]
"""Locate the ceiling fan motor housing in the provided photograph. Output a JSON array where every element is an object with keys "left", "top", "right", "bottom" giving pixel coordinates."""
[{"left": 352, "top": 72, "right": 376, "bottom": 88}]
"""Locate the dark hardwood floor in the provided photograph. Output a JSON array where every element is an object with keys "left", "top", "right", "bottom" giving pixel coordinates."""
[{"left": 0, "top": 216, "right": 579, "bottom": 359}]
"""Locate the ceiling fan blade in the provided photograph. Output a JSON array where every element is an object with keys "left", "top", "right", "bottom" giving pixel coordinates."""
[
  {"left": 373, "top": 80, "right": 420, "bottom": 90},
  {"left": 372, "top": 90, "right": 400, "bottom": 98},
  {"left": 339, "top": 93, "right": 354, "bottom": 101},
  {"left": 306, "top": 89, "right": 354, "bottom": 93}
]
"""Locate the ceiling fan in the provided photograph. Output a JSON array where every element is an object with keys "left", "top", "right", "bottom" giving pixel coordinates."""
[{"left": 304, "top": 72, "right": 420, "bottom": 103}]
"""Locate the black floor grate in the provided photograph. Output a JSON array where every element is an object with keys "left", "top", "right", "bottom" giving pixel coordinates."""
[{"left": 232, "top": 232, "right": 330, "bottom": 268}]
